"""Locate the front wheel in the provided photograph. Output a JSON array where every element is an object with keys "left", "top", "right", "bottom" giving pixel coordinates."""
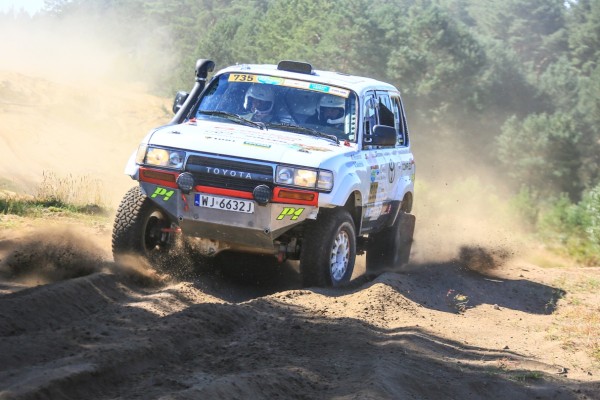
[
  {"left": 112, "top": 186, "right": 176, "bottom": 264},
  {"left": 300, "top": 209, "right": 356, "bottom": 288}
]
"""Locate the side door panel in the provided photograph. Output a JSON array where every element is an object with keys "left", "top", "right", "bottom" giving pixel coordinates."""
[
  {"left": 359, "top": 91, "right": 414, "bottom": 234},
  {"left": 360, "top": 92, "right": 395, "bottom": 233}
]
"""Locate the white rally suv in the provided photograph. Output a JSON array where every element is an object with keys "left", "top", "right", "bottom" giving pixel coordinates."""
[{"left": 112, "top": 59, "right": 416, "bottom": 287}]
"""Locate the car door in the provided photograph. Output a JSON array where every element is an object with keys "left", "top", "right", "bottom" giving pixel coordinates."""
[{"left": 359, "top": 91, "right": 398, "bottom": 233}]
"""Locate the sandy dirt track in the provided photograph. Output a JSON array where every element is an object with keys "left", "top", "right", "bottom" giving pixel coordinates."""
[
  {"left": 1, "top": 32, "right": 599, "bottom": 398},
  {"left": 0, "top": 226, "right": 599, "bottom": 399}
]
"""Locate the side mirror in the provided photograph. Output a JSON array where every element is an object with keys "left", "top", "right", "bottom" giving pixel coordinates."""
[
  {"left": 364, "top": 125, "right": 397, "bottom": 147},
  {"left": 172, "top": 91, "right": 189, "bottom": 114}
]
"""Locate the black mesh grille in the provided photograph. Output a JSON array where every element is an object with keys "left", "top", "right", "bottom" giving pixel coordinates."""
[{"left": 185, "top": 155, "right": 274, "bottom": 192}]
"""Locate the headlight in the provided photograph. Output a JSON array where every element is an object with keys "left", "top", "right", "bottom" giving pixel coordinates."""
[
  {"left": 317, "top": 171, "right": 334, "bottom": 191},
  {"left": 144, "top": 146, "right": 185, "bottom": 170},
  {"left": 276, "top": 166, "right": 333, "bottom": 191}
]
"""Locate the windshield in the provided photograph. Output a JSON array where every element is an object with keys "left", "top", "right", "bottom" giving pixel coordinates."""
[{"left": 194, "top": 72, "right": 358, "bottom": 142}]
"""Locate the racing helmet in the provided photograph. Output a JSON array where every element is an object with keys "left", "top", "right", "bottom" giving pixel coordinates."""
[
  {"left": 317, "top": 95, "right": 345, "bottom": 125},
  {"left": 244, "top": 84, "right": 274, "bottom": 115}
]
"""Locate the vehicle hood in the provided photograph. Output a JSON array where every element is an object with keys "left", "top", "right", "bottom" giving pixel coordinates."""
[{"left": 146, "top": 119, "right": 356, "bottom": 167}]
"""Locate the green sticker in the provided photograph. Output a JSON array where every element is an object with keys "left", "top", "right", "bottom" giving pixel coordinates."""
[
  {"left": 277, "top": 207, "right": 305, "bottom": 221},
  {"left": 151, "top": 187, "right": 175, "bottom": 201}
]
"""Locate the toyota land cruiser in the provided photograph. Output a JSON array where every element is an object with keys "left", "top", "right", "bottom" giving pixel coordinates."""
[{"left": 112, "top": 59, "right": 416, "bottom": 287}]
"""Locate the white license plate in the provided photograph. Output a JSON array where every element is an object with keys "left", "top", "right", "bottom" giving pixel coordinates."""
[{"left": 194, "top": 194, "right": 255, "bottom": 214}]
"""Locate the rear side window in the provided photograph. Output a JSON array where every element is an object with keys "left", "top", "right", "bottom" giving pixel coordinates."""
[{"left": 391, "top": 96, "right": 409, "bottom": 147}]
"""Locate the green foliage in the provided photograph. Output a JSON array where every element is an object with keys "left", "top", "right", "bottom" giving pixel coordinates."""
[
  {"left": 567, "top": 0, "right": 600, "bottom": 75},
  {"left": 497, "top": 113, "right": 582, "bottom": 200},
  {"left": 1, "top": 172, "right": 109, "bottom": 218},
  {"left": 467, "top": 0, "right": 567, "bottom": 73},
  {"left": 509, "top": 187, "right": 539, "bottom": 229},
  {"left": 584, "top": 184, "right": 600, "bottom": 246},
  {"left": 531, "top": 185, "right": 600, "bottom": 265},
  {"left": 387, "top": 2, "right": 486, "bottom": 116},
  {"left": 0, "top": 196, "right": 106, "bottom": 218}
]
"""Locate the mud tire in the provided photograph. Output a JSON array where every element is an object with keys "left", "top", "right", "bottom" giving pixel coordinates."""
[
  {"left": 112, "top": 186, "right": 175, "bottom": 265},
  {"left": 300, "top": 209, "right": 356, "bottom": 288}
]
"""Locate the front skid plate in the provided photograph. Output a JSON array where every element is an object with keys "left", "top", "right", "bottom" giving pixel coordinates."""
[{"left": 140, "top": 182, "right": 317, "bottom": 252}]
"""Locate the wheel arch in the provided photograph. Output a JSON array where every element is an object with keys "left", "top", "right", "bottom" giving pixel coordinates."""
[{"left": 343, "top": 190, "right": 363, "bottom": 234}]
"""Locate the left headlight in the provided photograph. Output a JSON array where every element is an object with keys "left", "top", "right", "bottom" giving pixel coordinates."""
[
  {"left": 141, "top": 146, "right": 186, "bottom": 170},
  {"left": 275, "top": 166, "right": 333, "bottom": 191}
]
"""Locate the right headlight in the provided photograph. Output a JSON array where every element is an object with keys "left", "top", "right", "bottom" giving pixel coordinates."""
[{"left": 275, "top": 166, "right": 333, "bottom": 191}]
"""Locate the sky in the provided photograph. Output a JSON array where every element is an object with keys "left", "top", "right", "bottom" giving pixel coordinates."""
[{"left": 0, "top": 0, "right": 45, "bottom": 15}]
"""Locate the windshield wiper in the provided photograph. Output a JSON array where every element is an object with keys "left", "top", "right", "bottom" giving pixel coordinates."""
[
  {"left": 266, "top": 122, "right": 339, "bottom": 144},
  {"left": 198, "top": 110, "right": 266, "bottom": 130}
]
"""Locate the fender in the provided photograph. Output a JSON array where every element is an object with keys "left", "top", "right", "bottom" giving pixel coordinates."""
[
  {"left": 124, "top": 150, "right": 139, "bottom": 179},
  {"left": 320, "top": 171, "right": 364, "bottom": 207}
]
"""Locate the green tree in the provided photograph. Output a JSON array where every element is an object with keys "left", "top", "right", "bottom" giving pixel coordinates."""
[
  {"left": 467, "top": 0, "right": 567, "bottom": 75},
  {"left": 497, "top": 113, "right": 582, "bottom": 200},
  {"left": 567, "top": 0, "right": 600, "bottom": 75},
  {"left": 386, "top": 2, "right": 485, "bottom": 118}
]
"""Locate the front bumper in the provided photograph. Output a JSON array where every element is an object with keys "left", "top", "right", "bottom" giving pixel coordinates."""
[{"left": 140, "top": 182, "right": 317, "bottom": 254}]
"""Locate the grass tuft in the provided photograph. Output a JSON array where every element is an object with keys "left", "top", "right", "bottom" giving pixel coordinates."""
[{"left": 1, "top": 172, "right": 110, "bottom": 218}]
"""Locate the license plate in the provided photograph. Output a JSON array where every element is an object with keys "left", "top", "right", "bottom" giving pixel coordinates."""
[{"left": 194, "top": 194, "right": 255, "bottom": 214}]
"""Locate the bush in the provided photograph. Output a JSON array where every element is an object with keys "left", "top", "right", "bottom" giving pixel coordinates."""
[{"left": 534, "top": 184, "right": 600, "bottom": 265}]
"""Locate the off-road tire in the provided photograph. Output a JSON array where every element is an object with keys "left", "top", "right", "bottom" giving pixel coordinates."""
[
  {"left": 300, "top": 209, "right": 356, "bottom": 288},
  {"left": 112, "top": 186, "right": 175, "bottom": 264},
  {"left": 366, "top": 211, "right": 415, "bottom": 278}
]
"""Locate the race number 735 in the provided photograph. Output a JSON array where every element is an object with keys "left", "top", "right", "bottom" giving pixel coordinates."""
[{"left": 229, "top": 74, "right": 257, "bottom": 82}]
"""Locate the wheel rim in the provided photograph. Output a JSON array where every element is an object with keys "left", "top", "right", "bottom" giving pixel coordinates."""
[
  {"left": 143, "top": 211, "right": 170, "bottom": 253},
  {"left": 329, "top": 229, "right": 350, "bottom": 282}
]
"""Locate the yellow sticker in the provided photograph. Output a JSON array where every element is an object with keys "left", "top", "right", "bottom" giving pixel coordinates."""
[
  {"left": 229, "top": 74, "right": 258, "bottom": 83},
  {"left": 277, "top": 207, "right": 305, "bottom": 221},
  {"left": 151, "top": 187, "right": 175, "bottom": 201},
  {"left": 227, "top": 73, "right": 350, "bottom": 98}
]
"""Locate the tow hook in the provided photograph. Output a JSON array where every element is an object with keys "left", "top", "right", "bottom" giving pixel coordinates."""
[
  {"left": 161, "top": 227, "right": 182, "bottom": 233},
  {"left": 277, "top": 245, "right": 287, "bottom": 263}
]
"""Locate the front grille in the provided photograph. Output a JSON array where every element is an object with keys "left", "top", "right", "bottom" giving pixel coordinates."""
[{"left": 185, "top": 155, "right": 274, "bottom": 192}]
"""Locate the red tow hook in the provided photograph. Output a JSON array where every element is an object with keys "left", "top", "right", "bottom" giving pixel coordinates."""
[
  {"left": 277, "top": 245, "right": 287, "bottom": 263},
  {"left": 161, "top": 227, "right": 182, "bottom": 233}
]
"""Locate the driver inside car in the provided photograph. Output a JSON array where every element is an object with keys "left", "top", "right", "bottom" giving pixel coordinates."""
[{"left": 243, "top": 84, "right": 276, "bottom": 123}]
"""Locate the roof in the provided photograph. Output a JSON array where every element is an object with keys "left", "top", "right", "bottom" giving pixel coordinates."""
[{"left": 214, "top": 62, "right": 399, "bottom": 96}]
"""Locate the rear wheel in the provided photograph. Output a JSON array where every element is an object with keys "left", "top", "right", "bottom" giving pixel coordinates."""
[
  {"left": 300, "top": 209, "right": 356, "bottom": 288},
  {"left": 366, "top": 211, "right": 415, "bottom": 278},
  {"left": 112, "top": 186, "right": 176, "bottom": 264}
]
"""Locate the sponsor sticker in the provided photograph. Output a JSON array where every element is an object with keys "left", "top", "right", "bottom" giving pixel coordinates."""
[
  {"left": 151, "top": 187, "right": 175, "bottom": 201},
  {"left": 277, "top": 207, "right": 305, "bottom": 221},
  {"left": 244, "top": 141, "right": 271, "bottom": 148},
  {"left": 227, "top": 73, "right": 350, "bottom": 98}
]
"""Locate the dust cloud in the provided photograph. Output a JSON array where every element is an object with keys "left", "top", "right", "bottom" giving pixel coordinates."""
[
  {"left": 0, "top": 13, "right": 529, "bottom": 271},
  {"left": 409, "top": 128, "right": 527, "bottom": 267},
  {"left": 0, "top": 225, "right": 170, "bottom": 287},
  {"left": 0, "top": 14, "right": 174, "bottom": 207}
]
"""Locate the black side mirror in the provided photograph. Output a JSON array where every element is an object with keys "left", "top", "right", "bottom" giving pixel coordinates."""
[
  {"left": 172, "top": 91, "right": 189, "bottom": 114},
  {"left": 364, "top": 125, "right": 397, "bottom": 147}
]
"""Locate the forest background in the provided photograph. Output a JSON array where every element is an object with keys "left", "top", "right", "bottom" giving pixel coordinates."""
[{"left": 2, "top": 0, "right": 600, "bottom": 264}]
